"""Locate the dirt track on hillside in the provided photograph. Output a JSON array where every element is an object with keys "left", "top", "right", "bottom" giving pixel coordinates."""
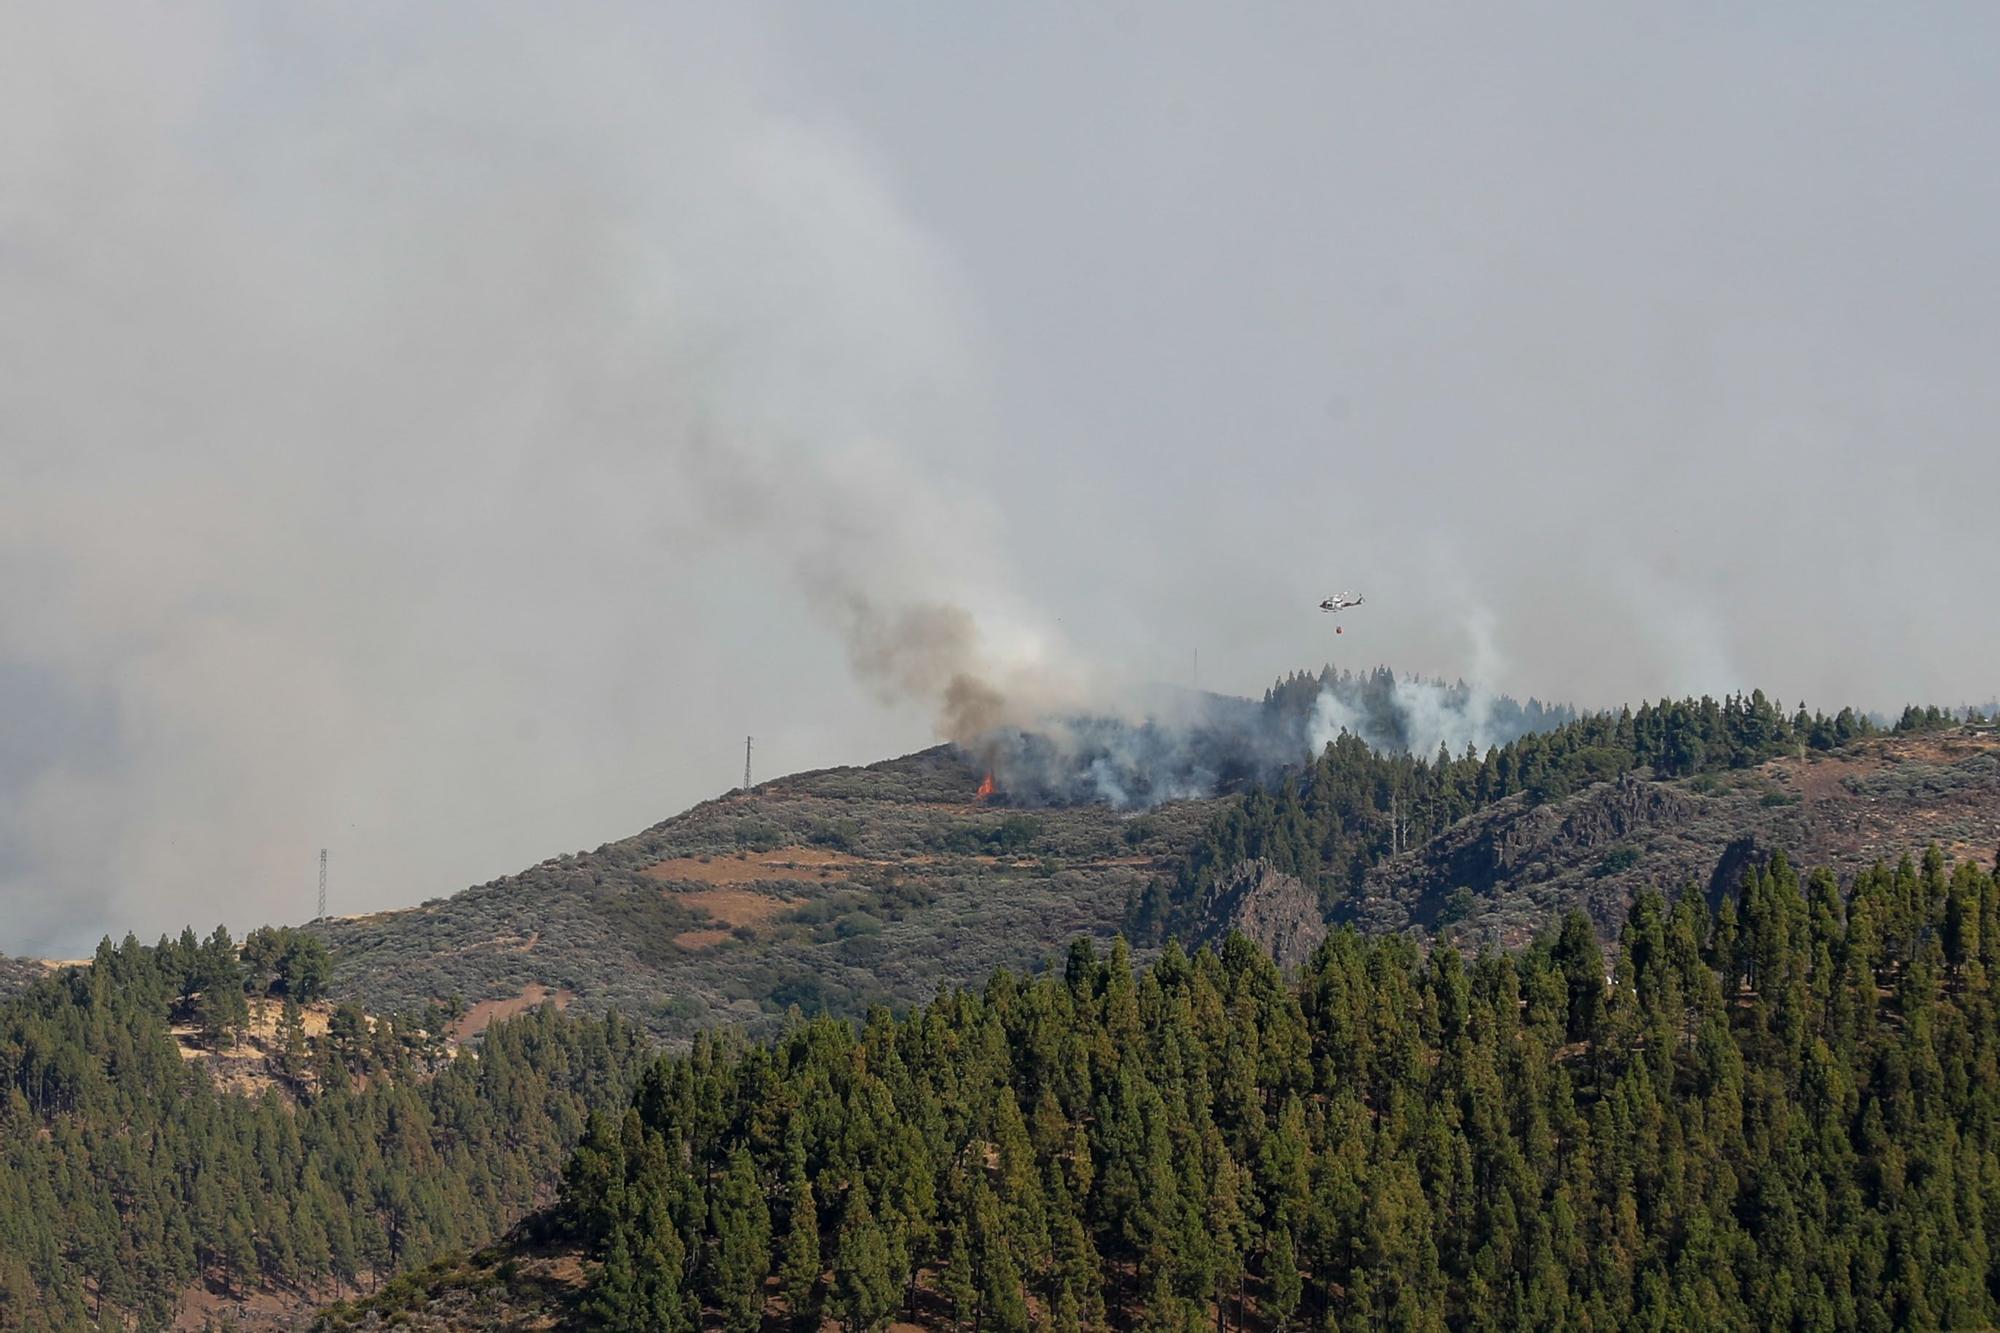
[{"left": 641, "top": 846, "right": 866, "bottom": 885}]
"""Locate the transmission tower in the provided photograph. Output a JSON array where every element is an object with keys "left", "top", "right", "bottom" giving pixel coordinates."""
[
  {"left": 743, "top": 736, "right": 753, "bottom": 791},
  {"left": 317, "top": 849, "right": 327, "bottom": 919}
]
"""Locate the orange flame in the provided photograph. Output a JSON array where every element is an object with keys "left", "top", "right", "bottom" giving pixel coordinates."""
[{"left": 975, "top": 772, "right": 996, "bottom": 802}]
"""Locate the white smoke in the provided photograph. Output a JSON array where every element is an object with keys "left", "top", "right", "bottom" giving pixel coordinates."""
[
  {"left": 981, "top": 652, "right": 1571, "bottom": 810},
  {"left": 1308, "top": 678, "right": 1499, "bottom": 764},
  {"left": 1307, "top": 610, "right": 1511, "bottom": 762}
]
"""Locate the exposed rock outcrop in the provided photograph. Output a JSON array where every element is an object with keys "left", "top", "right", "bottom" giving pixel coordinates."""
[
  {"left": 1445, "top": 771, "right": 1695, "bottom": 893},
  {"left": 1193, "top": 858, "right": 1327, "bottom": 970}
]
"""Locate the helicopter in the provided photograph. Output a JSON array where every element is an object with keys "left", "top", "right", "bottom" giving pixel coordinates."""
[{"left": 1318, "top": 591, "right": 1363, "bottom": 632}]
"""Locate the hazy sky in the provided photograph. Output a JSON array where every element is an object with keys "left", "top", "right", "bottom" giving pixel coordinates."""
[{"left": 4, "top": 4, "right": 1996, "bottom": 954}]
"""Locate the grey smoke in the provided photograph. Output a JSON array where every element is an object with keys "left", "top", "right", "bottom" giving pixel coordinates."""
[
  {"left": 0, "top": 6, "right": 1061, "bottom": 955},
  {"left": 825, "top": 594, "right": 1065, "bottom": 746},
  {"left": 6, "top": 5, "right": 1999, "bottom": 955}
]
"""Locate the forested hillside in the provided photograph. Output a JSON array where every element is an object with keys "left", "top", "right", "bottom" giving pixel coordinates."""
[
  {"left": 1135, "top": 692, "right": 1981, "bottom": 946},
  {"left": 308, "top": 679, "right": 1981, "bottom": 1054},
  {"left": 1352, "top": 727, "right": 2000, "bottom": 947},
  {"left": 0, "top": 932, "right": 650, "bottom": 1329},
  {"left": 302, "top": 669, "right": 1583, "bottom": 1045},
  {"left": 354, "top": 844, "right": 2000, "bottom": 1330},
  {"left": 7, "top": 682, "right": 1993, "bottom": 1329}
]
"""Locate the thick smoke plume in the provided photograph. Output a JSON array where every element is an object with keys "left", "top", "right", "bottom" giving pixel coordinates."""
[
  {"left": 0, "top": 7, "right": 1082, "bottom": 954},
  {"left": 829, "top": 594, "right": 1077, "bottom": 746},
  {"left": 11, "top": 5, "right": 1997, "bottom": 958}
]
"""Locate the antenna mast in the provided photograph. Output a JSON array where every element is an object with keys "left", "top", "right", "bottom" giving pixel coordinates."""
[
  {"left": 743, "top": 736, "right": 753, "bottom": 791},
  {"left": 317, "top": 848, "right": 328, "bottom": 920}
]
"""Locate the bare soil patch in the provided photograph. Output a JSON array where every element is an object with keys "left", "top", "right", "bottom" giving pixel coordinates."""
[
  {"left": 175, "top": 1278, "right": 342, "bottom": 1331},
  {"left": 167, "top": 998, "right": 338, "bottom": 1099},
  {"left": 672, "top": 929, "right": 735, "bottom": 952},
  {"left": 1773, "top": 753, "right": 1880, "bottom": 803},
  {"left": 170, "top": 1035, "right": 282, "bottom": 1098},
  {"left": 244, "top": 996, "right": 333, "bottom": 1039},
  {"left": 452, "top": 982, "right": 574, "bottom": 1042},
  {"left": 641, "top": 845, "right": 867, "bottom": 886}
]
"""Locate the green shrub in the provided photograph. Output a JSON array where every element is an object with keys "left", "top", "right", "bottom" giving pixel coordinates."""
[
  {"left": 1594, "top": 847, "right": 1641, "bottom": 877},
  {"left": 834, "top": 911, "right": 883, "bottom": 939},
  {"left": 734, "top": 820, "right": 783, "bottom": 851},
  {"left": 1440, "top": 887, "right": 1477, "bottom": 924}
]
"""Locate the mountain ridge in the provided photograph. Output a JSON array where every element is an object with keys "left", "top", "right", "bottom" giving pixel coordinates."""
[
  {"left": 311, "top": 743, "right": 1222, "bottom": 1045},
  {"left": 306, "top": 707, "right": 2000, "bottom": 1051},
  {"left": 1349, "top": 727, "right": 2000, "bottom": 945}
]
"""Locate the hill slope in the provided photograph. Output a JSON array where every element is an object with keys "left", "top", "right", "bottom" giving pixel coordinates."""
[
  {"left": 1350, "top": 728, "right": 2000, "bottom": 944},
  {"left": 0, "top": 953, "right": 53, "bottom": 1002},
  {"left": 322, "top": 845, "right": 2000, "bottom": 1331},
  {"left": 316, "top": 746, "right": 1223, "bottom": 1044},
  {"left": 316, "top": 725, "right": 2000, "bottom": 1048}
]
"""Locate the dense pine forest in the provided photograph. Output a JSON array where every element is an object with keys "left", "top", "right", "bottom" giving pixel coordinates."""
[
  {"left": 554, "top": 845, "right": 2000, "bottom": 1331},
  {"left": 0, "top": 932, "right": 649, "bottom": 1328}
]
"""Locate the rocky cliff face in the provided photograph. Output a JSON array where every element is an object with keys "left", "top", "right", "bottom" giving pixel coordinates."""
[
  {"left": 1192, "top": 858, "right": 1327, "bottom": 970},
  {"left": 1344, "top": 772, "right": 1711, "bottom": 943},
  {"left": 1349, "top": 733, "right": 2000, "bottom": 950},
  {"left": 1426, "top": 771, "right": 1696, "bottom": 896}
]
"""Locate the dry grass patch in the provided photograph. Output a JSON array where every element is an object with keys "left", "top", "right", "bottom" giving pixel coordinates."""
[
  {"left": 1884, "top": 731, "right": 2000, "bottom": 765},
  {"left": 166, "top": 998, "right": 339, "bottom": 1098},
  {"left": 244, "top": 996, "right": 333, "bottom": 1039},
  {"left": 676, "top": 887, "right": 796, "bottom": 928},
  {"left": 175, "top": 1277, "right": 339, "bottom": 1331},
  {"left": 1766, "top": 732, "right": 1999, "bottom": 803},
  {"left": 672, "top": 929, "right": 735, "bottom": 952},
  {"left": 641, "top": 845, "right": 868, "bottom": 886},
  {"left": 1779, "top": 755, "right": 1879, "bottom": 803}
]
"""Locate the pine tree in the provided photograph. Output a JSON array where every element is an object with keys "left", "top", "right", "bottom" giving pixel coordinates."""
[
  {"left": 628, "top": 1131, "right": 696, "bottom": 1333},
  {"left": 777, "top": 1126, "right": 822, "bottom": 1325},
  {"left": 712, "top": 1146, "right": 772, "bottom": 1333},
  {"left": 941, "top": 1219, "right": 978, "bottom": 1333},
  {"left": 588, "top": 1216, "right": 645, "bottom": 1328},
  {"left": 1266, "top": 1223, "right": 1301, "bottom": 1331},
  {"left": 832, "top": 1184, "right": 898, "bottom": 1333},
  {"left": 972, "top": 1176, "right": 1031, "bottom": 1332},
  {"left": 1554, "top": 911, "right": 1607, "bottom": 1045}
]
